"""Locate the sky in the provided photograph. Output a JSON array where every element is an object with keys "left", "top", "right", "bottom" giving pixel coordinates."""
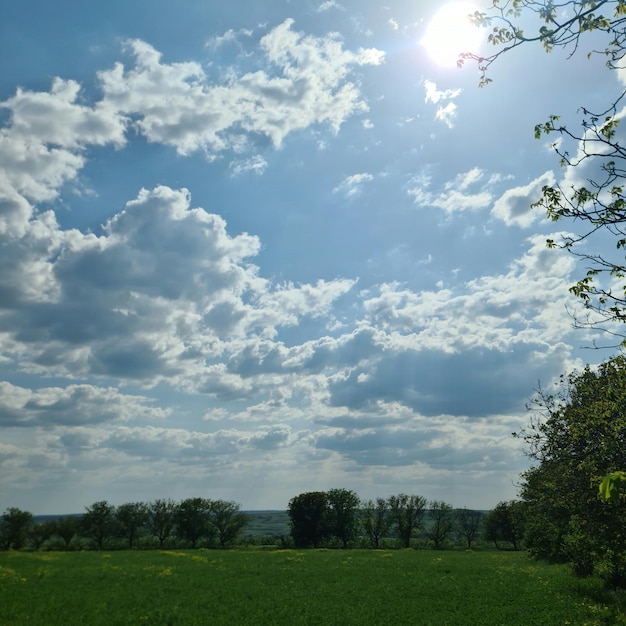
[{"left": 0, "top": 0, "right": 622, "bottom": 514}]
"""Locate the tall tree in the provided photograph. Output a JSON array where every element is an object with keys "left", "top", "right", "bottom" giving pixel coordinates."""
[
  {"left": 0, "top": 508, "right": 33, "bottom": 550},
  {"left": 116, "top": 502, "right": 148, "bottom": 549},
  {"left": 360, "top": 498, "right": 393, "bottom": 548},
  {"left": 288, "top": 491, "right": 330, "bottom": 548},
  {"left": 147, "top": 499, "right": 177, "bottom": 548},
  {"left": 427, "top": 501, "right": 456, "bottom": 549},
  {"left": 326, "top": 488, "right": 360, "bottom": 549},
  {"left": 54, "top": 516, "right": 78, "bottom": 550},
  {"left": 517, "top": 356, "right": 626, "bottom": 583},
  {"left": 175, "top": 498, "right": 213, "bottom": 548},
  {"left": 455, "top": 508, "right": 483, "bottom": 549},
  {"left": 388, "top": 494, "right": 427, "bottom": 548},
  {"left": 462, "top": 1, "right": 626, "bottom": 338},
  {"left": 80, "top": 501, "right": 116, "bottom": 550},
  {"left": 483, "top": 501, "right": 525, "bottom": 550},
  {"left": 208, "top": 500, "right": 249, "bottom": 548}
]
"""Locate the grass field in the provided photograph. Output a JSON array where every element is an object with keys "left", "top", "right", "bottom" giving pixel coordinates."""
[{"left": 1, "top": 549, "right": 625, "bottom": 625}]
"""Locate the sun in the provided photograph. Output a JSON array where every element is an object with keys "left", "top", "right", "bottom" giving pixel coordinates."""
[{"left": 422, "top": 2, "right": 483, "bottom": 68}]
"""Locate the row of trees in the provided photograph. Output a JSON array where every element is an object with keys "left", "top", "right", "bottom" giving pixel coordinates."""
[
  {"left": 0, "top": 498, "right": 249, "bottom": 551},
  {"left": 287, "top": 490, "right": 485, "bottom": 550}
]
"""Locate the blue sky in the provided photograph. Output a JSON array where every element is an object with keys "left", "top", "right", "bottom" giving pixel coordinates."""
[{"left": 0, "top": 0, "right": 620, "bottom": 514}]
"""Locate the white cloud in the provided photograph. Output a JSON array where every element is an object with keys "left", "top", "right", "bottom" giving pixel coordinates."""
[
  {"left": 435, "top": 101, "right": 458, "bottom": 128},
  {"left": 97, "top": 22, "right": 384, "bottom": 155},
  {"left": 492, "top": 171, "right": 555, "bottom": 227},
  {"left": 229, "top": 155, "right": 268, "bottom": 176},
  {"left": 333, "top": 172, "right": 374, "bottom": 197},
  {"left": 424, "top": 80, "right": 461, "bottom": 105}
]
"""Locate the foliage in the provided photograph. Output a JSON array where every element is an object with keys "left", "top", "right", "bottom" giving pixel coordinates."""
[
  {"left": 326, "top": 488, "right": 360, "bottom": 548},
  {"left": 147, "top": 499, "right": 177, "bottom": 548},
  {"left": 0, "top": 508, "right": 33, "bottom": 550},
  {"left": 115, "top": 502, "right": 149, "bottom": 549},
  {"left": 517, "top": 355, "right": 626, "bottom": 584},
  {"left": 464, "top": 1, "right": 626, "bottom": 338},
  {"left": 79, "top": 501, "right": 116, "bottom": 550},
  {"left": 208, "top": 500, "right": 249, "bottom": 548},
  {"left": 388, "top": 493, "right": 427, "bottom": 548},
  {"left": 599, "top": 470, "right": 626, "bottom": 502},
  {"left": 2, "top": 550, "right": 625, "bottom": 625},
  {"left": 427, "top": 501, "right": 456, "bottom": 549},
  {"left": 483, "top": 501, "right": 526, "bottom": 550},
  {"left": 359, "top": 497, "right": 393, "bottom": 548},
  {"left": 288, "top": 491, "right": 330, "bottom": 548},
  {"left": 455, "top": 508, "right": 483, "bottom": 549},
  {"left": 175, "top": 498, "right": 214, "bottom": 548},
  {"left": 53, "top": 516, "right": 78, "bottom": 549}
]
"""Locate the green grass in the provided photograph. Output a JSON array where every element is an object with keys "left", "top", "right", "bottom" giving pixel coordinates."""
[{"left": 1, "top": 549, "right": 624, "bottom": 625}]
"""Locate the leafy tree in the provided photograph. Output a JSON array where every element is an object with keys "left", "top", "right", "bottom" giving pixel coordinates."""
[
  {"left": 28, "top": 520, "right": 57, "bottom": 550},
  {"left": 599, "top": 471, "right": 626, "bottom": 502},
  {"left": 175, "top": 498, "right": 213, "bottom": 548},
  {"left": 79, "top": 501, "right": 116, "bottom": 550},
  {"left": 0, "top": 508, "right": 33, "bottom": 550},
  {"left": 288, "top": 491, "right": 330, "bottom": 548},
  {"left": 427, "top": 501, "right": 456, "bottom": 549},
  {"left": 116, "top": 502, "right": 148, "bottom": 549},
  {"left": 388, "top": 494, "right": 427, "bottom": 548},
  {"left": 326, "top": 488, "right": 360, "bottom": 548},
  {"left": 463, "top": 1, "right": 626, "bottom": 338},
  {"left": 54, "top": 516, "right": 78, "bottom": 550},
  {"left": 147, "top": 499, "right": 177, "bottom": 548},
  {"left": 483, "top": 501, "right": 525, "bottom": 550},
  {"left": 517, "top": 356, "right": 626, "bottom": 582},
  {"left": 455, "top": 508, "right": 483, "bottom": 549},
  {"left": 208, "top": 500, "right": 249, "bottom": 548},
  {"left": 360, "top": 497, "right": 393, "bottom": 548}
]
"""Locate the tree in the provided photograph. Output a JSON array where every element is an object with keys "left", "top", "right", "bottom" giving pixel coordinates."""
[
  {"left": 427, "top": 501, "right": 456, "bottom": 549},
  {"left": 147, "top": 499, "right": 177, "bottom": 548},
  {"left": 0, "top": 508, "right": 33, "bottom": 550},
  {"left": 54, "top": 516, "right": 78, "bottom": 550},
  {"left": 288, "top": 491, "right": 330, "bottom": 548},
  {"left": 208, "top": 500, "right": 249, "bottom": 548},
  {"left": 28, "top": 520, "right": 57, "bottom": 550},
  {"left": 483, "top": 501, "right": 525, "bottom": 550},
  {"left": 116, "top": 502, "right": 148, "bottom": 549},
  {"left": 326, "top": 488, "right": 360, "bottom": 549},
  {"left": 79, "top": 501, "right": 116, "bottom": 550},
  {"left": 388, "top": 494, "right": 427, "bottom": 548},
  {"left": 455, "top": 508, "right": 483, "bottom": 549},
  {"left": 517, "top": 356, "right": 626, "bottom": 583},
  {"left": 463, "top": 1, "right": 626, "bottom": 338},
  {"left": 175, "top": 498, "right": 213, "bottom": 548},
  {"left": 360, "top": 497, "right": 393, "bottom": 548}
]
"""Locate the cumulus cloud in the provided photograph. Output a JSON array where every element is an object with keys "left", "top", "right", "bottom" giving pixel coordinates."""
[
  {"left": 98, "top": 22, "right": 384, "bottom": 155},
  {"left": 409, "top": 168, "right": 492, "bottom": 213},
  {"left": 492, "top": 171, "right": 555, "bottom": 227},
  {"left": 0, "top": 382, "right": 168, "bottom": 427}
]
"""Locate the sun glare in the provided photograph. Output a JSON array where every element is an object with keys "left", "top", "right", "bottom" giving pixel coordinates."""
[{"left": 422, "top": 2, "right": 482, "bottom": 68}]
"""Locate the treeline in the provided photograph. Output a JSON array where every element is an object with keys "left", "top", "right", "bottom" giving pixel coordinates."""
[
  {"left": 1, "top": 493, "right": 513, "bottom": 552},
  {"left": 0, "top": 498, "right": 248, "bottom": 551}
]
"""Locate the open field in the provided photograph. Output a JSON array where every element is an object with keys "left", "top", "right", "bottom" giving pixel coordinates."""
[{"left": 1, "top": 549, "right": 624, "bottom": 625}]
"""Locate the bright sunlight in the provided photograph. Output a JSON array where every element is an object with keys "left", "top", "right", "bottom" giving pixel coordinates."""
[{"left": 422, "top": 2, "right": 483, "bottom": 68}]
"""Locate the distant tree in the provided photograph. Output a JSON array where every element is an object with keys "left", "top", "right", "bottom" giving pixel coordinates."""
[
  {"left": 79, "top": 501, "right": 116, "bottom": 550},
  {"left": 116, "top": 502, "right": 148, "bottom": 549},
  {"left": 455, "top": 508, "right": 483, "bottom": 549},
  {"left": 360, "top": 498, "right": 393, "bottom": 548},
  {"left": 427, "top": 501, "right": 456, "bottom": 549},
  {"left": 175, "top": 498, "right": 213, "bottom": 548},
  {"left": 288, "top": 491, "right": 330, "bottom": 548},
  {"left": 0, "top": 508, "right": 33, "bottom": 550},
  {"left": 388, "top": 494, "right": 427, "bottom": 548},
  {"left": 208, "top": 500, "right": 249, "bottom": 548},
  {"left": 54, "top": 516, "right": 78, "bottom": 550},
  {"left": 28, "top": 520, "right": 57, "bottom": 550},
  {"left": 147, "top": 499, "right": 177, "bottom": 548},
  {"left": 326, "top": 488, "right": 360, "bottom": 548},
  {"left": 483, "top": 501, "right": 525, "bottom": 550}
]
